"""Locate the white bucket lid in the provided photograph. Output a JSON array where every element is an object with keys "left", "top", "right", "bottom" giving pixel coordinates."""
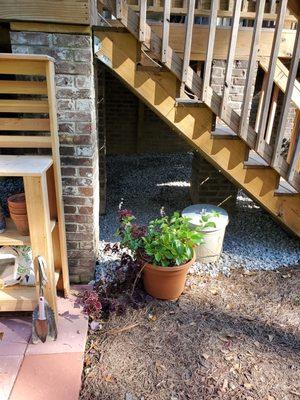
[{"left": 182, "top": 204, "right": 229, "bottom": 232}]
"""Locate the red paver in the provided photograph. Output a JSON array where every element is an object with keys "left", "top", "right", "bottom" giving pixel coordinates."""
[
  {"left": 9, "top": 353, "right": 84, "bottom": 400},
  {"left": 0, "top": 285, "right": 90, "bottom": 400},
  {"left": 0, "top": 317, "right": 31, "bottom": 356},
  {"left": 26, "top": 292, "right": 88, "bottom": 355},
  {"left": 0, "top": 355, "right": 23, "bottom": 400}
]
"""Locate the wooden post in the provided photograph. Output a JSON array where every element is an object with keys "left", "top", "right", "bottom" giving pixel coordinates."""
[
  {"left": 202, "top": 0, "right": 219, "bottom": 102},
  {"left": 239, "top": 0, "right": 266, "bottom": 140},
  {"left": 254, "top": 71, "right": 268, "bottom": 133},
  {"left": 265, "top": 85, "right": 280, "bottom": 144},
  {"left": 161, "top": 0, "right": 171, "bottom": 64},
  {"left": 46, "top": 60, "right": 70, "bottom": 296},
  {"left": 287, "top": 119, "right": 300, "bottom": 180},
  {"left": 220, "top": 0, "right": 242, "bottom": 119},
  {"left": 24, "top": 173, "right": 58, "bottom": 321},
  {"left": 272, "top": 23, "right": 300, "bottom": 168},
  {"left": 180, "top": 0, "right": 195, "bottom": 96},
  {"left": 287, "top": 111, "right": 300, "bottom": 179},
  {"left": 139, "top": 0, "right": 147, "bottom": 42},
  {"left": 255, "top": 0, "right": 288, "bottom": 152}
]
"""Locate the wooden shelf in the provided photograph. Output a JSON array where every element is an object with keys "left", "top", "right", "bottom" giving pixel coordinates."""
[
  {"left": 0, "top": 270, "right": 60, "bottom": 312},
  {"left": 0, "top": 218, "right": 56, "bottom": 246},
  {"left": 0, "top": 285, "right": 36, "bottom": 311},
  {"left": 0, "top": 155, "right": 53, "bottom": 177}
]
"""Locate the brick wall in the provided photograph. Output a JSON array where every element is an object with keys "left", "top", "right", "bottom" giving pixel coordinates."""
[
  {"left": 190, "top": 151, "right": 238, "bottom": 212},
  {"left": 104, "top": 69, "right": 190, "bottom": 155},
  {"left": 211, "top": 59, "right": 296, "bottom": 144},
  {"left": 211, "top": 60, "right": 249, "bottom": 114},
  {"left": 10, "top": 30, "right": 100, "bottom": 283}
]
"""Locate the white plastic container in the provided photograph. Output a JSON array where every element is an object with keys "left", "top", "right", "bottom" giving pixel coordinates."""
[
  {"left": 0, "top": 253, "right": 18, "bottom": 286},
  {"left": 182, "top": 204, "right": 229, "bottom": 263}
]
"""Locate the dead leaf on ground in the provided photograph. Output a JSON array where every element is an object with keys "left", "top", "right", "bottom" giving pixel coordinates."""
[
  {"left": 244, "top": 382, "right": 253, "bottom": 390},
  {"left": 0, "top": 331, "right": 4, "bottom": 341},
  {"left": 155, "top": 361, "right": 167, "bottom": 371},
  {"left": 147, "top": 313, "right": 157, "bottom": 322},
  {"left": 102, "top": 373, "right": 115, "bottom": 383},
  {"left": 222, "top": 379, "right": 228, "bottom": 391}
]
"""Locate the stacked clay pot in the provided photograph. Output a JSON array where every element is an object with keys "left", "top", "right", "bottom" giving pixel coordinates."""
[{"left": 7, "top": 193, "right": 29, "bottom": 236}]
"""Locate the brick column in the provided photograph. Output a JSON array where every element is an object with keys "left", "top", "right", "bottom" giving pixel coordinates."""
[{"left": 10, "top": 31, "right": 99, "bottom": 283}]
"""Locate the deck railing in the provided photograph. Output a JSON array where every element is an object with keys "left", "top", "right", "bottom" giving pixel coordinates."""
[
  {"left": 128, "top": 0, "right": 297, "bottom": 26},
  {"left": 100, "top": 0, "right": 300, "bottom": 190},
  {"left": 134, "top": 0, "right": 300, "bottom": 189}
]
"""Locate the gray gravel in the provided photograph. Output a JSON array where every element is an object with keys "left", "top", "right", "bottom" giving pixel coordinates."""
[
  {"left": 99, "top": 153, "right": 300, "bottom": 277},
  {"left": 0, "top": 177, "right": 24, "bottom": 216}
]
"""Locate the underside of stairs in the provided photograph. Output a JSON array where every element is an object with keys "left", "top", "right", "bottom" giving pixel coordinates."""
[{"left": 95, "top": 1, "right": 300, "bottom": 238}]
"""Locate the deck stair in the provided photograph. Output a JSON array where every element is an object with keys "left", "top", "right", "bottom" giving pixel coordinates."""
[{"left": 95, "top": 0, "right": 300, "bottom": 237}]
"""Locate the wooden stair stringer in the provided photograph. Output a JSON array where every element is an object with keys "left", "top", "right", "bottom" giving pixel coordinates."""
[
  {"left": 97, "top": 0, "right": 300, "bottom": 192},
  {"left": 95, "top": 30, "right": 300, "bottom": 237}
]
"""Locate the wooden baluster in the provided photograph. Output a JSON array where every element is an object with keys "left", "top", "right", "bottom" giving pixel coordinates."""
[
  {"left": 239, "top": 0, "right": 266, "bottom": 140},
  {"left": 255, "top": 0, "right": 288, "bottom": 152},
  {"left": 220, "top": 0, "right": 242, "bottom": 119},
  {"left": 180, "top": 0, "right": 195, "bottom": 96},
  {"left": 287, "top": 114, "right": 300, "bottom": 180},
  {"left": 202, "top": 0, "right": 219, "bottom": 102},
  {"left": 162, "top": 0, "right": 171, "bottom": 64},
  {"left": 287, "top": 111, "right": 300, "bottom": 162},
  {"left": 242, "top": 0, "right": 248, "bottom": 12},
  {"left": 228, "top": 0, "right": 234, "bottom": 12},
  {"left": 115, "top": 0, "right": 123, "bottom": 19},
  {"left": 272, "top": 23, "right": 300, "bottom": 169},
  {"left": 254, "top": 71, "right": 268, "bottom": 132},
  {"left": 270, "top": 0, "right": 276, "bottom": 13},
  {"left": 139, "top": 0, "right": 147, "bottom": 42},
  {"left": 265, "top": 85, "right": 280, "bottom": 144}
]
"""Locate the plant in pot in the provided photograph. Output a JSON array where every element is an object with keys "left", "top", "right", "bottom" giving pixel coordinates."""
[{"left": 117, "top": 210, "right": 216, "bottom": 300}]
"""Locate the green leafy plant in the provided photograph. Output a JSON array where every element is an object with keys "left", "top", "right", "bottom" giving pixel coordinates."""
[
  {"left": 117, "top": 210, "right": 217, "bottom": 267},
  {"left": 293, "top": 294, "right": 300, "bottom": 306}
]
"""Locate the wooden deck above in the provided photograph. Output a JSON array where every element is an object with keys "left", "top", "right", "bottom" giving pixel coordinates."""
[{"left": 0, "top": 0, "right": 97, "bottom": 25}]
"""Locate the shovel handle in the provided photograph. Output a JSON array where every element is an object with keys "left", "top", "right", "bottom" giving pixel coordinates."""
[{"left": 38, "top": 296, "right": 46, "bottom": 320}]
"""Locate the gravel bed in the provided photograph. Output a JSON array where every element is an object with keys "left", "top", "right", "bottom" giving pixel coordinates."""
[
  {"left": 98, "top": 153, "right": 299, "bottom": 278},
  {"left": 0, "top": 177, "right": 24, "bottom": 216}
]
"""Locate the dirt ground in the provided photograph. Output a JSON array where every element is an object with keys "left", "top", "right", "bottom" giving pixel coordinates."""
[{"left": 80, "top": 266, "right": 300, "bottom": 400}]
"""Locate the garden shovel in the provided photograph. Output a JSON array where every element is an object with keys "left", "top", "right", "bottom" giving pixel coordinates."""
[
  {"left": 34, "top": 295, "right": 48, "bottom": 343},
  {"left": 32, "top": 256, "right": 57, "bottom": 344}
]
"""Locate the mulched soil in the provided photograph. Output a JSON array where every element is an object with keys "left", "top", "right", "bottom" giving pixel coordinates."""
[{"left": 80, "top": 266, "right": 300, "bottom": 400}]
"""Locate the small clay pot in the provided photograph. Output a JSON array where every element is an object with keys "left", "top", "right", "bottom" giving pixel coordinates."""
[
  {"left": 8, "top": 193, "right": 27, "bottom": 215},
  {"left": 10, "top": 213, "right": 29, "bottom": 236},
  {"left": 142, "top": 253, "right": 195, "bottom": 300}
]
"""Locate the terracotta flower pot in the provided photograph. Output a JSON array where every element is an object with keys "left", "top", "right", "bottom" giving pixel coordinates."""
[
  {"left": 142, "top": 253, "right": 195, "bottom": 300},
  {"left": 8, "top": 193, "right": 27, "bottom": 215},
  {"left": 10, "top": 213, "right": 29, "bottom": 236}
]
